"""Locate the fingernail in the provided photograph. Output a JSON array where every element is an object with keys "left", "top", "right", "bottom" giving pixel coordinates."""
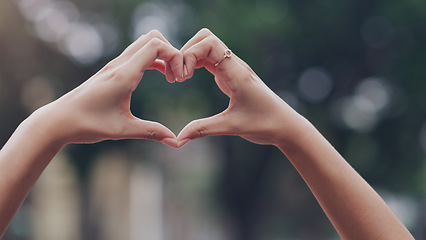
[
  {"left": 178, "top": 138, "right": 190, "bottom": 148},
  {"left": 162, "top": 137, "right": 178, "bottom": 148},
  {"left": 184, "top": 65, "right": 188, "bottom": 78}
]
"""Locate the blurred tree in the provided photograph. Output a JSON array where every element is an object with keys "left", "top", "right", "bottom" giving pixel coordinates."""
[{"left": 2, "top": 0, "right": 426, "bottom": 239}]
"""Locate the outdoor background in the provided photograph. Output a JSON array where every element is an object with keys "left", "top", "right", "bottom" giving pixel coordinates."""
[{"left": 1, "top": 0, "right": 426, "bottom": 239}]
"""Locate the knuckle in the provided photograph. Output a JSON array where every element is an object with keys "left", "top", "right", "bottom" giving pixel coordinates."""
[
  {"left": 195, "top": 121, "right": 209, "bottom": 138},
  {"left": 169, "top": 48, "right": 181, "bottom": 60},
  {"left": 184, "top": 50, "right": 197, "bottom": 62},
  {"left": 197, "top": 129, "right": 207, "bottom": 138},
  {"left": 111, "top": 65, "right": 128, "bottom": 80},
  {"left": 147, "top": 29, "right": 163, "bottom": 38},
  {"left": 199, "top": 28, "right": 213, "bottom": 37},
  {"left": 204, "top": 36, "right": 222, "bottom": 58},
  {"left": 229, "top": 65, "right": 255, "bottom": 85},
  {"left": 213, "top": 36, "right": 222, "bottom": 46},
  {"left": 204, "top": 36, "right": 214, "bottom": 46},
  {"left": 247, "top": 71, "right": 259, "bottom": 84},
  {"left": 145, "top": 130, "right": 158, "bottom": 140},
  {"left": 205, "top": 35, "right": 218, "bottom": 46},
  {"left": 109, "top": 65, "right": 138, "bottom": 90},
  {"left": 148, "top": 38, "right": 164, "bottom": 49},
  {"left": 102, "top": 58, "right": 120, "bottom": 72},
  {"left": 241, "top": 69, "right": 254, "bottom": 82},
  {"left": 144, "top": 123, "right": 164, "bottom": 141}
]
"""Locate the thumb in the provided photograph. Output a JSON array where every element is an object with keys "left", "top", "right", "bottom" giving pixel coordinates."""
[
  {"left": 177, "top": 111, "right": 232, "bottom": 148},
  {"left": 125, "top": 118, "right": 178, "bottom": 148}
]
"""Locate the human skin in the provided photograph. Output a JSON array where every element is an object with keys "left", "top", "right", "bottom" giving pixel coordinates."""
[
  {"left": 0, "top": 28, "right": 414, "bottom": 239},
  {"left": 0, "top": 30, "right": 183, "bottom": 237},
  {"left": 177, "top": 28, "right": 414, "bottom": 239}
]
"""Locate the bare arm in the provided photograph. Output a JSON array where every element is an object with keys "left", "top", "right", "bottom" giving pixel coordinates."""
[
  {"left": 0, "top": 30, "right": 183, "bottom": 237},
  {"left": 177, "top": 28, "right": 414, "bottom": 240},
  {"left": 0, "top": 111, "right": 63, "bottom": 236},
  {"left": 276, "top": 118, "right": 411, "bottom": 239}
]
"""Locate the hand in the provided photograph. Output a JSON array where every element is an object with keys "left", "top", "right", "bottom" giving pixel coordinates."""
[
  {"left": 177, "top": 29, "right": 304, "bottom": 147},
  {"left": 34, "top": 30, "right": 183, "bottom": 148}
]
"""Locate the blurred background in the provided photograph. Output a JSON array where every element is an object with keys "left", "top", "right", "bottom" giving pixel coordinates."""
[{"left": 1, "top": 0, "right": 426, "bottom": 239}]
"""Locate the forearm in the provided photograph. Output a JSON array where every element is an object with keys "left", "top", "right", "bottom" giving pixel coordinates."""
[
  {"left": 0, "top": 107, "right": 64, "bottom": 237},
  {"left": 276, "top": 117, "right": 413, "bottom": 240}
]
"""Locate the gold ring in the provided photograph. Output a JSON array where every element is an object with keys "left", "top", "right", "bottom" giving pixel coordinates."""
[{"left": 215, "top": 49, "right": 232, "bottom": 67}]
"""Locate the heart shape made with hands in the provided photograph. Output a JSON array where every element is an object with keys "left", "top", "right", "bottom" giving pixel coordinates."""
[
  {"left": 79, "top": 29, "right": 286, "bottom": 150},
  {"left": 131, "top": 29, "right": 287, "bottom": 149},
  {"left": 113, "top": 29, "right": 246, "bottom": 149}
]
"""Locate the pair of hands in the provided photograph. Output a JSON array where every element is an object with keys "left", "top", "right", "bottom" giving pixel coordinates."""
[
  {"left": 37, "top": 29, "right": 300, "bottom": 149},
  {"left": 9, "top": 29, "right": 415, "bottom": 240}
]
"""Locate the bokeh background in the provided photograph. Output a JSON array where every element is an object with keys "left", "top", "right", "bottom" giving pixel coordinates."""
[{"left": 1, "top": 0, "right": 426, "bottom": 239}]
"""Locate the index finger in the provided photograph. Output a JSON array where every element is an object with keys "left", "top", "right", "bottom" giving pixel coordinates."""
[
  {"left": 183, "top": 37, "right": 255, "bottom": 98},
  {"left": 180, "top": 28, "right": 227, "bottom": 53},
  {"left": 126, "top": 38, "right": 183, "bottom": 82}
]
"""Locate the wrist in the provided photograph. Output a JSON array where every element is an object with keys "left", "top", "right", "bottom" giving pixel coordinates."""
[
  {"left": 272, "top": 112, "right": 316, "bottom": 151},
  {"left": 23, "top": 103, "right": 71, "bottom": 148}
]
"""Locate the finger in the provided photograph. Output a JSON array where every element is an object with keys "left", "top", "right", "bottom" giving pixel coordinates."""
[
  {"left": 120, "top": 30, "right": 172, "bottom": 61},
  {"left": 180, "top": 28, "right": 227, "bottom": 55},
  {"left": 127, "top": 38, "right": 183, "bottom": 81},
  {"left": 177, "top": 110, "right": 232, "bottom": 147},
  {"left": 165, "top": 61, "right": 176, "bottom": 83},
  {"left": 183, "top": 36, "right": 235, "bottom": 73},
  {"left": 118, "top": 30, "right": 183, "bottom": 82},
  {"left": 183, "top": 37, "right": 249, "bottom": 96},
  {"left": 181, "top": 28, "right": 257, "bottom": 80},
  {"left": 147, "top": 59, "right": 166, "bottom": 74},
  {"left": 125, "top": 118, "right": 178, "bottom": 148},
  {"left": 180, "top": 29, "right": 226, "bottom": 80},
  {"left": 146, "top": 60, "right": 181, "bottom": 83}
]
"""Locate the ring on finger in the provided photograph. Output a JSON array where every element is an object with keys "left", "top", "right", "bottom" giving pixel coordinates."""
[{"left": 215, "top": 49, "right": 232, "bottom": 67}]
